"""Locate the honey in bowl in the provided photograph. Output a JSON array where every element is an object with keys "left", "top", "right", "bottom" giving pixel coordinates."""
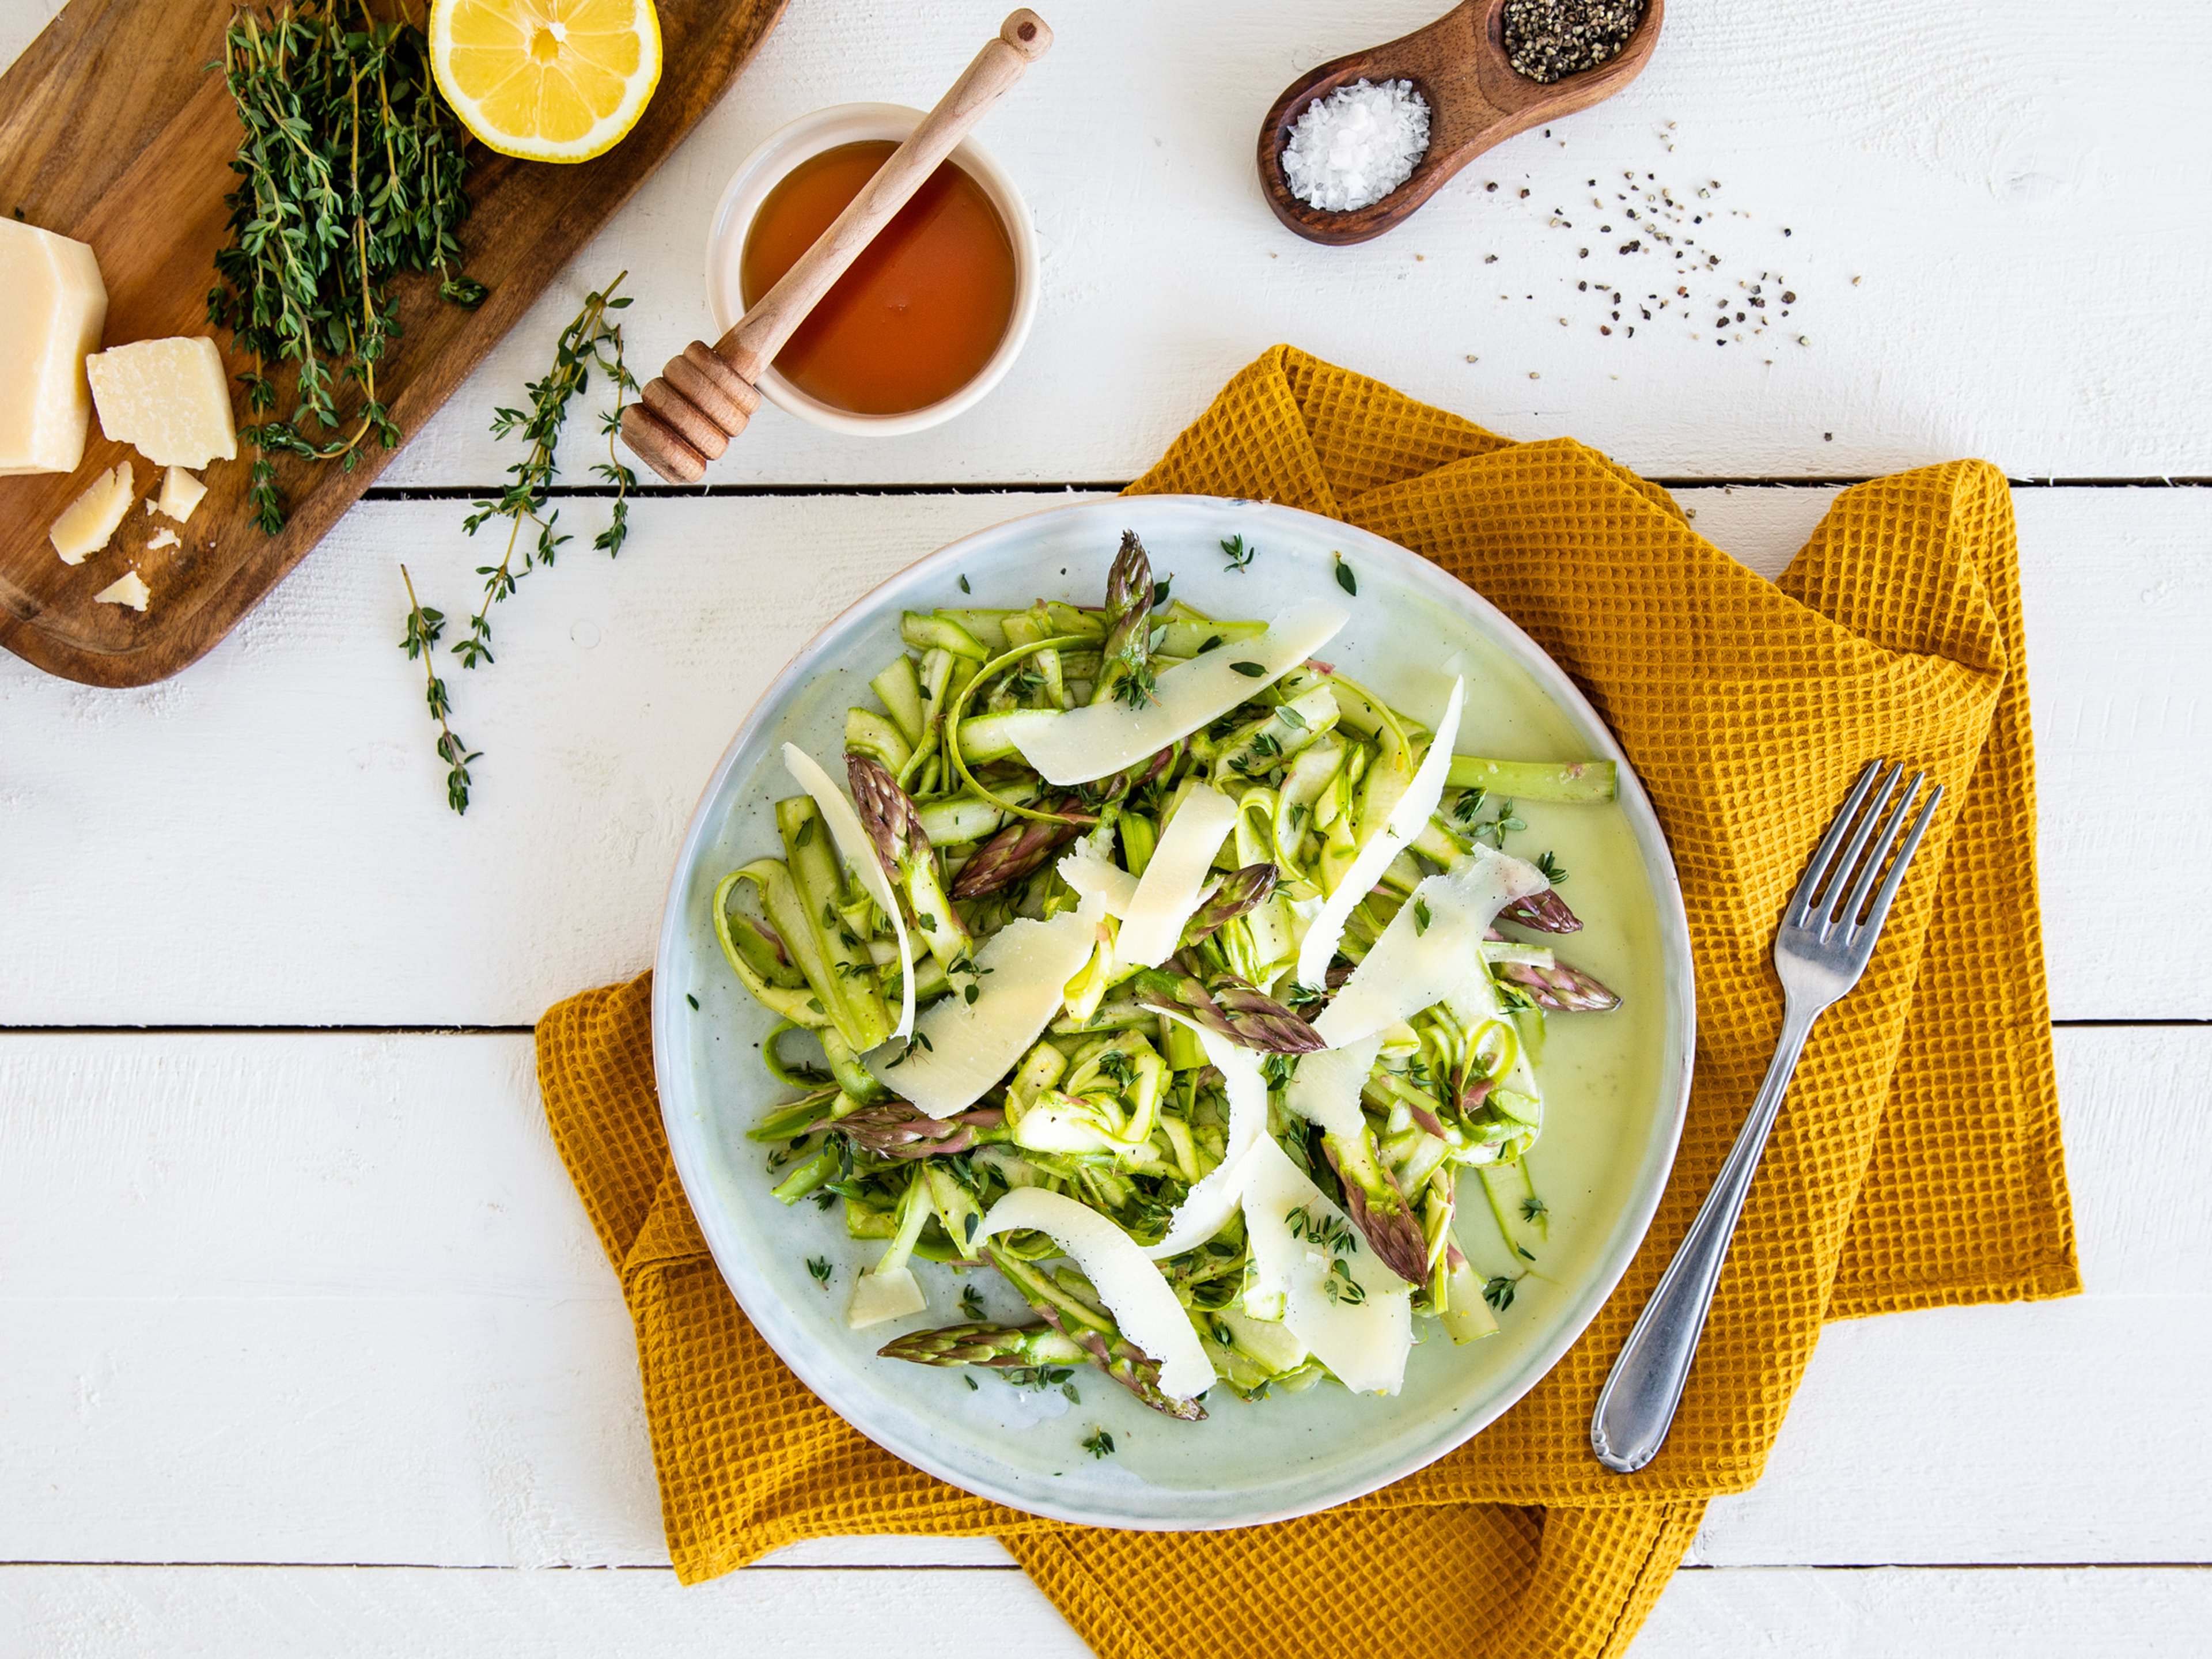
[{"left": 741, "top": 140, "right": 1017, "bottom": 417}]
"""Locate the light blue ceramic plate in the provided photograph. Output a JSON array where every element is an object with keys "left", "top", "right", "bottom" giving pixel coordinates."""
[{"left": 653, "top": 496, "right": 1694, "bottom": 1529}]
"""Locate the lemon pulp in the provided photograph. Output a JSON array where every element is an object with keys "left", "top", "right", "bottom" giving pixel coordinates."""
[{"left": 430, "top": 0, "right": 662, "bottom": 164}]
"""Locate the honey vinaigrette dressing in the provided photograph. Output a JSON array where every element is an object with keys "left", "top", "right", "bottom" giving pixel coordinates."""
[{"left": 741, "top": 141, "right": 1017, "bottom": 416}]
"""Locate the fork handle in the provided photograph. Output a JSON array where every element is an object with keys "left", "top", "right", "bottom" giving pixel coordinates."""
[{"left": 1590, "top": 997, "right": 1823, "bottom": 1474}]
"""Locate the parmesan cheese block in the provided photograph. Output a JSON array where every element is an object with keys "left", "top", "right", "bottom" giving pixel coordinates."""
[
  {"left": 85, "top": 336, "right": 237, "bottom": 469},
  {"left": 1312, "top": 845, "right": 1550, "bottom": 1048},
  {"left": 783, "top": 744, "right": 914, "bottom": 1042},
  {"left": 998, "top": 599, "right": 1349, "bottom": 786},
  {"left": 92, "top": 570, "right": 150, "bottom": 612},
  {"left": 974, "top": 1188, "right": 1215, "bottom": 1401},
  {"left": 1112, "top": 785, "right": 1239, "bottom": 968},
  {"left": 1238, "top": 1135, "right": 1414, "bottom": 1395},
  {"left": 1143, "top": 1016, "right": 1269, "bottom": 1260},
  {"left": 1293, "top": 676, "right": 1464, "bottom": 990},
  {"left": 156, "top": 465, "right": 207, "bottom": 524},
  {"left": 48, "top": 462, "right": 135, "bottom": 564},
  {"left": 0, "top": 218, "right": 107, "bottom": 475},
  {"left": 868, "top": 894, "right": 1103, "bottom": 1116}
]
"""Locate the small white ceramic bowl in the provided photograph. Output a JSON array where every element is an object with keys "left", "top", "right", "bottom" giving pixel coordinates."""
[{"left": 703, "top": 103, "right": 1040, "bottom": 438}]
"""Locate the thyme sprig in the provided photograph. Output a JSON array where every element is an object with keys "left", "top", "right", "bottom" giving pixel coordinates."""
[
  {"left": 398, "top": 276, "right": 637, "bottom": 815},
  {"left": 212, "top": 1, "right": 486, "bottom": 534},
  {"left": 399, "top": 565, "right": 477, "bottom": 814},
  {"left": 456, "top": 273, "right": 637, "bottom": 668}
]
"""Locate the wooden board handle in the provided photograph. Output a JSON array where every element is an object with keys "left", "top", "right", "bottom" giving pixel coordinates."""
[{"left": 623, "top": 10, "right": 1052, "bottom": 483}]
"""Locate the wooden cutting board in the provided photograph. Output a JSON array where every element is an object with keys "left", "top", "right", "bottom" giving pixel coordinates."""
[{"left": 0, "top": 0, "right": 786, "bottom": 687}]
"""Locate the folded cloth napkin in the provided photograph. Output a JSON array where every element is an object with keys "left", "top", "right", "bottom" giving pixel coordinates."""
[{"left": 536, "top": 347, "right": 2078, "bottom": 1658}]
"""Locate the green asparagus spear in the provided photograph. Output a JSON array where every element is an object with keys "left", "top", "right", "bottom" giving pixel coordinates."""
[
  {"left": 1128, "top": 953, "right": 1325, "bottom": 1054},
  {"left": 877, "top": 1320, "right": 1091, "bottom": 1370},
  {"left": 814, "top": 1101, "right": 1005, "bottom": 1159},
  {"left": 1498, "top": 886, "right": 1582, "bottom": 933},
  {"left": 1317, "top": 1129, "right": 1432, "bottom": 1286},
  {"left": 847, "top": 752, "right": 971, "bottom": 968},
  {"left": 1491, "top": 953, "right": 1620, "bottom": 1012},
  {"left": 1181, "top": 863, "right": 1278, "bottom": 947},
  {"left": 984, "top": 1240, "right": 1206, "bottom": 1420},
  {"left": 1092, "top": 531, "right": 1156, "bottom": 710},
  {"left": 949, "top": 797, "right": 1088, "bottom": 899}
]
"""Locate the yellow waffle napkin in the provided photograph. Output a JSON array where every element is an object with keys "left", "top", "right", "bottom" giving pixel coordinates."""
[{"left": 537, "top": 347, "right": 2077, "bottom": 1657}]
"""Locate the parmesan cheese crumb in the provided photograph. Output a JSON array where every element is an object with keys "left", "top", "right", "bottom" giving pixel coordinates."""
[
  {"left": 147, "top": 527, "right": 180, "bottom": 551},
  {"left": 94, "top": 570, "right": 150, "bottom": 611}
]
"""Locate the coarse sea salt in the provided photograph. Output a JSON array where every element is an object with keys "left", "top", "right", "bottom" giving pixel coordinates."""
[{"left": 1282, "top": 78, "right": 1430, "bottom": 213}]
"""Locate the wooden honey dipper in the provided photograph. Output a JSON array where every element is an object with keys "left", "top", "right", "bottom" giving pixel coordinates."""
[{"left": 621, "top": 10, "right": 1054, "bottom": 483}]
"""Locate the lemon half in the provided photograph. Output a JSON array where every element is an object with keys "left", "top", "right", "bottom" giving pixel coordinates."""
[{"left": 430, "top": 0, "right": 662, "bottom": 164}]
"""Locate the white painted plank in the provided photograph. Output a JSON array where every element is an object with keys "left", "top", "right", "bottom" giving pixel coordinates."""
[
  {"left": 1, "top": 489, "right": 2205, "bottom": 1027},
  {"left": 0, "top": 1028, "right": 2202, "bottom": 1570},
  {"left": 0, "top": 1566, "right": 1091, "bottom": 1659},
  {"left": 338, "top": 0, "right": 2210, "bottom": 487},
  {"left": 2, "top": 0, "right": 2203, "bottom": 487},
  {"left": 0, "top": 0, "right": 59, "bottom": 67},
  {"left": 2, "top": 1563, "right": 2207, "bottom": 1658},
  {"left": 1642, "top": 1566, "right": 2212, "bottom": 1658}
]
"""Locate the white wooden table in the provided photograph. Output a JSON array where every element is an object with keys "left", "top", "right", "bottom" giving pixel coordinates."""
[{"left": 4, "top": 1, "right": 2208, "bottom": 1652}]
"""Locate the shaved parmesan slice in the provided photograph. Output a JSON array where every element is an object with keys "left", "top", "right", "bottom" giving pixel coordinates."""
[
  {"left": 1143, "top": 1015, "right": 1268, "bottom": 1260},
  {"left": 974, "top": 1187, "right": 1215, "bottom": 1401},
  {"left": 846, "top": 1264, "right": 926, "bottom": 1330},
  {"left": 868, "top": 895, "right": 1103, "bottom": 1116},
  {"left": 998, "top": 599, "right": 1349, "bottom": 786},
  {"left": 1113, "top": 785, "right": 1238, "bottom": 968},
  {"left": 1283, "top": 1035, "right": 1381, "bottom": 1137},
  {"left": 1058, "top": 829, "right": 1138, "bottom": 916},
  {"left": 1238, "top": 1135, "right": 1413, "bottom": 1395},
  {"left": 1293, "top": 677, "right": 1464, "bottom": 991},
  {"left": 49, "top": 461, "right": 134, "bottom": 563},
  {"left": 783, "top": 744, "right": 914, "bottom": 1043},
  {"left": 1313, "top": 845, "right": 1550, "bottom": 1048}
]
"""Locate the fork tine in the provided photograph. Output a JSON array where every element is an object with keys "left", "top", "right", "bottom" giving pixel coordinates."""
[
  {"left": 1816, "top": 761, "right": 1903, "bottom": 931},
  {"left": 1790, "top": 760, "right": 1884, "bottom": 925},
  {"left": 1838, "top": 771, "right": 1923, "bottom": 931},
  {"left": 1855, "top": 783, "right": 1944, "bottom": 944}
]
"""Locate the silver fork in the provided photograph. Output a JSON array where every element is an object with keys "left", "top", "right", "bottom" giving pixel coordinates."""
[{"left": 1590, "top": 759, "right": 1944, "bottom": 1475}]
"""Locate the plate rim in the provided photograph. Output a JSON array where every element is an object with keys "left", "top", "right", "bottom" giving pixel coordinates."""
[{"left": 652, "top": 493, "right": 1696, "bottom": 1530}]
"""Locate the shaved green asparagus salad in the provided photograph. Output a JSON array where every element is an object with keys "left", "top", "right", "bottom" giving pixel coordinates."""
[{"left": 713, "top": 532, "right": 1624, "bottom": 1420}]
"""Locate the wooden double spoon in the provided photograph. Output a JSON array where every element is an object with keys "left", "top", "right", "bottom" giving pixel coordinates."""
[{"left": 620, "top": 10, "right": 1052, "bottom": 484}]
